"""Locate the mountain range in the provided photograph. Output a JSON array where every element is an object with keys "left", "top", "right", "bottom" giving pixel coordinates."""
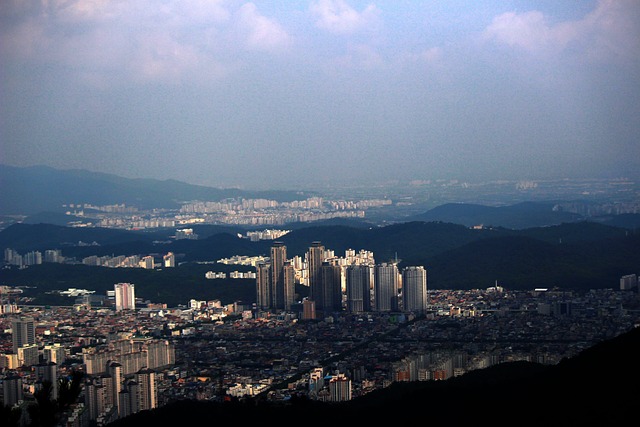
[
  {"left": 406, "top": 201, "right": 583, "bottom": 229},
  {"left": 3, "top": 164, "right": 640, "bottom": 230},
  {"left": 0, "top": 164, "right": 308, "bottom": 215},
  {"left": 1, "top": 219, "right": 639, "bottom": 307},
  {"left": 1, "top": 165, "right": 640, "bottom": 306}
]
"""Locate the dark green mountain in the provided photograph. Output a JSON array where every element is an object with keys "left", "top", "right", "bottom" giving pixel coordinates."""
[
  {"left": 408, "top": 201, "right": 583, "bottom": 229},
  {"left": 22, "top": 212, "right": 90, "bottom": 227},
  {"left": 423, "top": 233, "right": 640, "bottom": 290},
  {"left": 0, "top": 223, "right": 154, "bottom": 252},
  {"left": 2, "top": 221, "right": 638, "bottom": 306},
  {"left": 0, "top": 222, "right": 269, "bottom": 261},
  {"left": 3, "top": 219, "right": 628, "bottom": 259},
  {"left": 0, "top": 262, "right": 259, "bottom": 307},
  {"left": 516, "top": 220, "right": 630, "bottom": 244},
  {"left": 589, "top": 213, "right": 640, "bottom": 230},
  {"left": 279, "top": 221, "right": 505, "bottom": 261}
]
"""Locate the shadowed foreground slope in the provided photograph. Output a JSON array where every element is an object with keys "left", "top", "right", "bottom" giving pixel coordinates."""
[{"left": 107, "top": 325, "right": 640, "bottom": 426}]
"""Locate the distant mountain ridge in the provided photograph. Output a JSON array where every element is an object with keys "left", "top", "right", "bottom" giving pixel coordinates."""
[
  {"left": 3, "top": 164, "right": 639, "bottom": 231},
  {"left": 0, "top": 164, "right": 309, "bottom": 215},
  {"left": 407, "top": 201, "right": 583, "bottom": 229}
]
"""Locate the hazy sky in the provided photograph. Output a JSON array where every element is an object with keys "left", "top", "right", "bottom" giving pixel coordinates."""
[{"left": 1, "top": 1, "right": 639, "bottom": 190}]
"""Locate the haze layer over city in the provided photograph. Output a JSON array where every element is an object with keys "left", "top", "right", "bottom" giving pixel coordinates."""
[{"left": 2, "top": 1, "right": 639, "bottom": 190}]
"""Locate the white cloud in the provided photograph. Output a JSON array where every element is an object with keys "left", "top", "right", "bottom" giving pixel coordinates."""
[
  {"left": 580, "top": 0, "right": 640, "bottom": 61},
  {"left": 129, "top": 33, "right": 204, "bottom": 83},
  {"left": 310, "top": 0, "right": 380, "bottom": 34},
  {"left": 0, "top": 0, "right": 294, "bottom": 85},
  {"left": 483, "top": 0, "right": 640, "bottom": 62},
  {"left": 51, "top": 0, "right": 124, "bottom": 23},
  {"left": 484, "top": 11, "right": 555, "bottom": 51},
  {"left": 237, "top": 2, "right": 291, "bottom": 51},
  {"left": 47, "top": 0, "right": 230, "bottom": 25}
]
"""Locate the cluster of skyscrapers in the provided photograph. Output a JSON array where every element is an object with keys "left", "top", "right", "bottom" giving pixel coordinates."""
[
  {"left": 309, "top": 368, "right": 352, "bottom": 402},
  {"left": 2, "top": 317, "right": 61, "bottom": 407},
  {"left": 256, "top": 241, "right": 428, "bottom": 318},
  {"left": 83, "top": 338, "right": 175, "bottom": 424},
  {"left": 3, "top": 248, "right": 176, "bottom": 270},
  {"left": 84, "top": 362, "right": 159, "bottom": 424},
  {"left": 2, "top": 296, "right": 175, "bottom": 424}
]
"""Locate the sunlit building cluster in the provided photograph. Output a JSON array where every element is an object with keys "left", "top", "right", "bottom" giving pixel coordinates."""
[{"left": 256, "top": 241, "right": 428, "bottom": 318}]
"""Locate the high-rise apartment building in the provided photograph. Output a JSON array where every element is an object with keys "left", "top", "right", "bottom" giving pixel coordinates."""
[
  {"left": 114, "top": 283, "right": 136, "bottom": 311},
  {"left": 329, "top": 373, "right": 352, "bottom": 402},
  {"left": 43, "top": 343, "right": 66, "bottom": 365},
  {"left": 302, "top": 298, "right": 316, "bottom": 320},
  {"left": 0, "top": 353, "right": 19, "bottom": 369},
  {"left": 308, "top": 367, "right": 325, "bottom": 399},
  {"left": 305, "top": 241, "right": 343, "bottom": 317},
  {"left": 135, "top": 368, "right": 157, "bottom": 412},
  {"left": 139, "top": 256, "right": 154, "bottom": 269},
  {"left": 283, "top": 261, "right": 296, "bottom": 311},
  {"left": 107, "top": 361, "right": 123, "bottom": 415},
  {"left": 118, "top": 352, "right": 145, "bottom": 375},
  {"left": 118, "top": 380, "right": 139, "bottom": 418},
  {"left": 35, "top": 361, "right": 58, "bottom": 401},
  {"left": 4, "top": 248, "right": 18, "bottom": 264},
  {"left": 12, "top": 316, "right": 36, "bottom": 353},
  {"left": 318, "top": 262, "right": 342, "bottom": 316},
  {"left": 256, "top": 262, "right": 271, "bottom": 310},
  {"left": 345, "top": 264, "right": 372, "bottom": 313},
  {"left": 145, "top": 339, "right": 176, "bottom": 369},
  {"left": 2, "top": 374, "right": 23, "bottom": 407},
  {"left": 402, "top": 266, "right": 428, "bottom": 313},
  {"left": 307, "top": 241, "right": 325, "bottom": 302},
  {"left": 24, "top": 251, "right": 42, "bottom": 265},
  {"left": 44, "top": 249, "right": 63, "bottom": 263},
  {"left": 255, "top": 242, "right": 295, "bottom": 312},
  {"left": 17, "top": 344, "right": 39, "bottom": 367},
  {"left": 163, "top": 252, "right": 175, "bottom": 268},
  {"left": 374, "top": 263, "right": 400, "bottom": 312},
  {"left": 83, "top": 338, "right": 174, "bottom": 376},
  {"left": 620, "top": 274, "right": 638, "bottom": 290},
  {"left": 270, "top": 241, "right": 287, "bottom": 310},
  {"left": 84, "top": 377, "right": 108, "bottom": 422}
]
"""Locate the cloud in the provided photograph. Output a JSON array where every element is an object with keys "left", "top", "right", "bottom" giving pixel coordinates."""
[
  {"left": 50, "top": 0, "right": 125, "bottom": 23},
  {"left": 483, "top": 0, "right": 640, "bottom": 62},
  {"left": 580, "top": 0, "right": 640, "bottom": 61},
  {"left": 0, "top": 0, "right": 291, "bottom": 85},
  {"left": 129, "top": 33, "right": 208, "bottom": 83},
  {"left": 484, "top": 10, "right": 557, "bottom": 51},
  {"left": 310, "top": 0, "right": 380, "bottom": 34},
  {"left": 237, "top": 3, "right": 291, "bottom": 51}
]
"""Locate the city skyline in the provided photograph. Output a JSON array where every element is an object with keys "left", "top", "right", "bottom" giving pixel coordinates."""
[{"left": 2, "top": 1, "right": 639, "bottom": 190}]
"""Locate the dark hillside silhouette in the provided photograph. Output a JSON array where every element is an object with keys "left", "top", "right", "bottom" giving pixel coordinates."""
[{"left": 104, "top": 326, "right": 640, "bottom": 426}]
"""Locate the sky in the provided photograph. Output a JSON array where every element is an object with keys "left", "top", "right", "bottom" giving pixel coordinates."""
[{"left": 1, "top": 0, "right": 639, "bottom": 190}]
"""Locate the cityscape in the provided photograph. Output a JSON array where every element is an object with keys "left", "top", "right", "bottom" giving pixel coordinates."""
[
  {"left": 2, "top": 228, "right": 640, "bottom": 426},
  {"left": 1, "top": 170, "right": 640, "bottom": 426},
  {"left": 1, "top": 1, "right": 639, "bottom": 425}
]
